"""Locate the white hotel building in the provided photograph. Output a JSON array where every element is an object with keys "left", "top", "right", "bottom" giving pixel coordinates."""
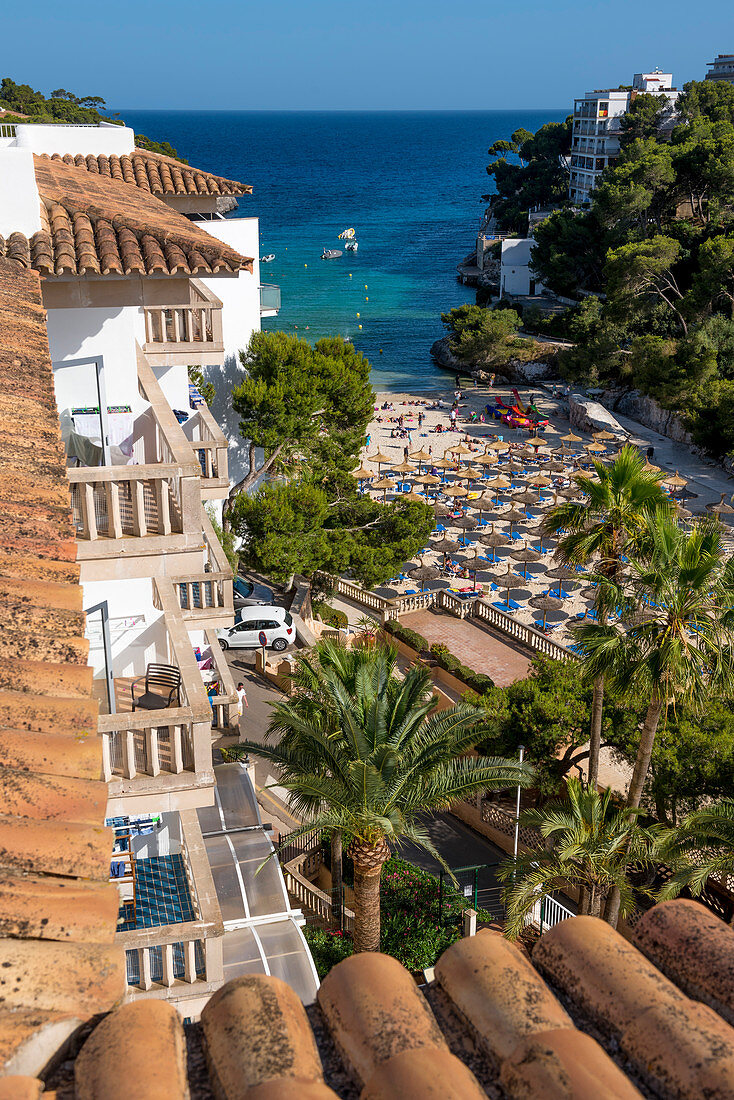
[
  {"left": 569, "top": 70, "right": 679, "bottom": 205},
  {"left": 0, "top": 119, "right": 318, "bottom": 1023}
]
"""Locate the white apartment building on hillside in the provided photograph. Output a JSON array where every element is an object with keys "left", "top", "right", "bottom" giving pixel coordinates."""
[
  {"left": 0, "top": 121, "right": 315, "bottom": 1018},
  {"left": 705, "top": 54, "right": 734, "bottom": 85},
  {"left": 569, "top": 70, "right": 679, "bottom": 205}
]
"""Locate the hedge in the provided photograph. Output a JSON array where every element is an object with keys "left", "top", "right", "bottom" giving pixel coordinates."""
[
  {"left": 382, "top": 619, "right": 429, "bottom": 653},
  {"left": 430, "top": 643, "right": 494, "bottom": 694},
  {"left": 312, "top": 600, "right": 349, "bottom": 630}
]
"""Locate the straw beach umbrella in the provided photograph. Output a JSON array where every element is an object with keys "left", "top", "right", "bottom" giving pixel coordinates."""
[
  {"left": 408, "top": 560, "right": 440, "bottom": 592},
  {"left": 488, "top": 439, "right": 510, "bottom": 453},
  {"left": 663, "top": 471, "right": 688, "bottom": 490},
  {"left": 443, "top": 484, "right": 469, "bottom": 502},
  {"left": 391, "top": 459, "right": 416, "bottom": 475},
  {"left": 562, "top": 432, "right": 583, "bottom": 444},
  {"left": 545, "top": 564, "right": 580, "bottom": 599},
  {"left": 372, "top": 476, "right": 395, "bottom": 503},
  {"left": 431, "top": 536, "right": 461, "bottom": 565},
  {"left": 401, "top": 491, "right": 428, "bottom": 504},
  {"left": 511, "top": 543, "right": 543, "bottom": 580},
  {"left": 500, "top": 507, "right": 528, "bottom": 537},
  {"left": 529, "top": 593, "right": 564, "bottom": 630},
  {"left": 706, "top": 493, "right": 734, "bottom": 522},
  {"left": 479, "top": 525, "right": 510, "bottom": 563},
  {"left": 525, "top": 521, "right": 553, "bottom": 554},
  {"left": 593, "top": 430, "right": 617, "bottom": 441},
  {"left": 367, "top": 450, "right": 392, "bottom": 475},
  {"left": 491, "top": 564, "right": 527, "bottom": 610},
  {"left": 452, "top": 514, "right": 479, "bottom": 545},
  {"left": 450, "top": 442, "right": 473, "bottom": 459}
]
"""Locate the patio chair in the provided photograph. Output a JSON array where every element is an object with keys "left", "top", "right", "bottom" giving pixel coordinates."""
[{"left": 131, "top": 663, "right": 182, "bottom": 711}]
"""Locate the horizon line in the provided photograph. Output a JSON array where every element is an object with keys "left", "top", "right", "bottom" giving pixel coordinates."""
[{"left": 115, "top": 106, "right": 571, "bottom": 114}]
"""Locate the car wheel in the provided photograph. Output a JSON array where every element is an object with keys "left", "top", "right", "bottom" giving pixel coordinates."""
[
  {"left": 219, "top": 639, "right": 229, "bottom": 651},
  {"left": 271, "top": 637, "right": 287, "bottom": 652}
]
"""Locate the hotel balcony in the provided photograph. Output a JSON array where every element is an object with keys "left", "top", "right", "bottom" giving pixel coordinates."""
[
  {"left": 175, "top": 509, "right": 234, "bottom": 630},
  {"left": 98, "top": 577, "right": 223, "bottom": 814},
  {"left": 67, "top": 352, "right": 204, "bottom": 568},
  {"left": 182, "top": 401, "right": 230, "bottom": 499},
  {"left": 259, "top": 282, "right": 281, "bottom": 317},
  {"left": 142, "top": 280, "right": 224, "bottom": 367}
]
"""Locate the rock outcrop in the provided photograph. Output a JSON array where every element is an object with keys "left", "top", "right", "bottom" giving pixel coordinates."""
[
  {"left": 430, "top": 337, "right": 560, "bottom": 385},
  {"left": 604, "top": 389, "right": 693, "bottom": 446},
  {"left": 569, "top": 394, "right": 627, "bottom": 439}
]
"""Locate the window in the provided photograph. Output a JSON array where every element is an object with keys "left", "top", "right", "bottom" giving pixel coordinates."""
[
  {"left": 262, "top": 621, "right": 280, "bottom": 631},
  {"left": 284, "top": 612, "right": 294, "bottom": 627}
]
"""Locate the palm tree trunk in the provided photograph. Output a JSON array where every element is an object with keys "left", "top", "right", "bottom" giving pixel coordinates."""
[
  {"left": 627, "top": 691, "right": 663, "bottom": 811},
  {"left": 330, "top": 832, "right": 343, "bottom": 931},
  {"left": 606, "top": 691, "right": 663, "bottom": 929},
  {"left": 588, "top": 675, "right": 604, "bottom": 790},
  {"left": 352, "top": 862, "right": 383, "bottom": 952}
]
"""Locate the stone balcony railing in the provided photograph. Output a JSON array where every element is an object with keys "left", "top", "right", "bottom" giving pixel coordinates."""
[
  {"left": 184, "top": 401, "right": 230, "bottom": 499},
  {"left": 101, "top": 578, "right": 215, "bottom": 808},
  {"left": 175, "top": 509, "right": 234, "bottom": 628},
  {"left": 142, "top": 279, "right": 224, "bottom": 367},
  {"left": 67, "top": 349, "right": 202, "bottom": 561}
]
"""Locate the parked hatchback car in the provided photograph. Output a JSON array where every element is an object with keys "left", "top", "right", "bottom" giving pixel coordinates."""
[{"left": 218, "top": 605, "right": 295, "bottom": 652}]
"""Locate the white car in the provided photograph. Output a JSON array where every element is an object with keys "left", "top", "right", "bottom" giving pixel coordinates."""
[{"left": 218, "top": 606, "right": 295, "bottom": 652}]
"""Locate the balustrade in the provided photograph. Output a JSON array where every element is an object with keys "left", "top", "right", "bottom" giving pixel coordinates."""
[{"left": 143, "top": 281, "right": 224, "bottom": 363}]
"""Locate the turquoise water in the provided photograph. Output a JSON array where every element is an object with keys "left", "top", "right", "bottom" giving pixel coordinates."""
[{"left": 122, "top": 110, "right": 565, "bottom": 391}]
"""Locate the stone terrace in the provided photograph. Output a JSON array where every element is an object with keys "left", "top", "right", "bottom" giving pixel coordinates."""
[{"left": 404, "top": 610, "right": 531, "bottom": 686}]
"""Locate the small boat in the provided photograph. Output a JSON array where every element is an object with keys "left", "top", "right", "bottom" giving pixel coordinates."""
[
  {"left": 338, "top": 228, "right": 355, "bottom": 240},
  {"left": 344, "top": 240, "right": 358, "bottom": 252},
  {"left": 260, "top": 254, "right": 275, "bottom": 263},
  {"left": 321, "top": 249, "right": 343, "bottom": 260}
]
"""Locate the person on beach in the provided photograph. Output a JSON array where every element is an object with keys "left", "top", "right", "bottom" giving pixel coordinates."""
[
  {"left": 236, "top": 683, "right": 248, "bottom": 731},
  {"left": 366, "top": 433, "right": 371, "bottom": 448}
]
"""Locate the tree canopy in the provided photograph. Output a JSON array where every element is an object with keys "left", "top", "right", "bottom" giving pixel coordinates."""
[
  {"left": 229, "top": 331, "right": 434, "bottom": 589},
  {"left": 483, "top": 119, "right": 573, "bottom": 234},
  {"left": 520, "top": 80, "right": 734, "bottom": 458}
]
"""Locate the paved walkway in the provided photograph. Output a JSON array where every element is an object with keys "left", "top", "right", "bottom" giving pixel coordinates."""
[{"left": 405, "top": 609, "right": 531, "bottom": 686}]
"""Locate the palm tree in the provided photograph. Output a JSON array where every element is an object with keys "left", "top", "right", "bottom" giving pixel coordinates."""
[
  {"left": 544, "top": 444, "right": 672, "bottom": 789},
  {"left": 656, "top": 799, "right": 734, "bottom": 910},
  {"left": 499, "top": 778, "right": 660, "bottom": 938},
  {"left": 577, "top": 515, "right": 734, "bottom": 924},
  {"left": 241, "top": 640, "right": 531, "bottom": 952}
]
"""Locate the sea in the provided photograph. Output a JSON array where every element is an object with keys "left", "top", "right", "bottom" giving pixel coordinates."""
[{"left": 122, "top": 110, "right": 565, "bottom": 393}]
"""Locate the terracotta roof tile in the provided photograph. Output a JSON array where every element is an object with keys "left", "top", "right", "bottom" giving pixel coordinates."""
[
  {"left": 0, "top": 156, "right": 253, "bottom": 280},
  {"left": 533, "top": 914, "right": 734, "bottom": 1098},
  {"left": 0, "top": 874, "right": 119, "bottom": 943},
  {"left": 13, "top": 900, "right": 734, "bottom": 1096},
  {"left": 0, "top": 1077, "right": 44, "bottom": 1100},
  {"left": 74, "top": 1001, "right": 189, "bottom": 1100},
  {"left": 0, "top": 256, "right": 123, "bottom": 1074},
  {"left": 43, "top": 149, "right": 251, "bottom": 197},
  {"left": 633, "top": 897, "right": 734, "bottom": 1026},
  {"left": 318, "top": 952, "right": 449, "bottom": 1088}
]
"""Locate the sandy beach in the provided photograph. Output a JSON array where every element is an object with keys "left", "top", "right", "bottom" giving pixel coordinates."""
[{"left": 357, "top": 379, "right": 734, "bottom": 646}]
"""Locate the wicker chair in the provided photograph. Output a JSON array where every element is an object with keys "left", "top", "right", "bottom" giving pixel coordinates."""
[{"left": 131, "top": 663, "right": 182, "bottom": 711}]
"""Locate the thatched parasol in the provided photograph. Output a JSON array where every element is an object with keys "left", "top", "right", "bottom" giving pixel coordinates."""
[
  {"left": 501, "top": 507, "right": 529, "bottom": 535},
  {"left": 479, "top": 525, "right": 510, "bottom": 563},
  {"left": 511, "top": 543, "right": 543, "bottom": 579},
  {"left": 490, "top": 564, "right": 527, "bottom": 609},
  {"left": 545, "top": 563, "right": 580, "bottom": 598},
  {"left": 525, "top": 522, "right": 553, "bottom": 553},
  {"left": 409, "top": 447, "right": 432, "bottom": 462},
  {"left": 401, "top": 491, "right": 429, "bottom": 504},
  {"left": 449, "top": 442, "right": 473, "bottom": 457},
  {"left": 593, "top": 429, "right": 617, "bottom": 441},
  {"left": 529, "top": 593, "right": 564, "bottom": 629},
  {"left": 372, "top": 477, "right": 395, "bottom": 503},
  {"left": 408, "top": 560, "right": 441, "bottom": 592},
  {"left": 585, "top": 442, "right": 608, "bottom": 454},
  {"left": 452, "top": 514, "right": 479, "bottom": 545},
  {"left": 433, "top": 503, "right": 451, "bottom": 518},
  {"left": 562, "top": 432, "right": 583, "bottom": 443},
  {"left": 432, "top": 536, "right": 462, "bottom": 562},
  {"left": 367, "top": 450, "right": 392, "bottom": 474},
  {"left": 443, "top": 484, "right": 469, "bottom": 500},
  {"left": 474, "top": 451, "right": 499, "bottom": 467},
  {"left": 512, "top": 490, "right": 540, "bottom": 508},
  {"left": 488, "top": 439, "right": 510, "bottom": 453},
  {"left": 525, "top": 435, "right": 548, "bottom": 449},
  {"left": 663, "top": 470, "right": 688, "bottom": 489},
  {"left": 391, "top": 459, "right": 417, "bottom": 474},
  {"left": 527, "top": 473, "right": 553, "bottom": 488},
  {"left": 353, "top": 464, "right": 373, "bottom": 481},
  {"left": 706, "top": 494, "right": 734, "bottom": 523}
]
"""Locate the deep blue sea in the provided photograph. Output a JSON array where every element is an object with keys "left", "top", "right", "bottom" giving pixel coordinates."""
[{"left": 122, "top": 111, "right": 565, "bottom": 391}]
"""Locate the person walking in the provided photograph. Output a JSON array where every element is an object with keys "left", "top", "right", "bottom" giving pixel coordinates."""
[{"left": 236, "top": 682, "right": 248, "bottom": 735}]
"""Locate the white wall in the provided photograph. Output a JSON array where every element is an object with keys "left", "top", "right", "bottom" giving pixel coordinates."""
[
  {"left": 196, "top": 217, "right": 265, "bottom": 488},
  {"left": 46, "top": 305, "right": 145, "bottom": 419},
  {"left": 83, "top": 578, "right": 165, "bottom": 682},
  {"left": 0, "top": 149, "right": 42, "bottom": 236},
  {"left": 500, "top": 238, "right": 544, "bottom": 297},
  {"left": 198, "top": 217, "right": 263, "bottom": 365},
  {"left": 14, "top": 122, "right": 135, "bottom": 156}
]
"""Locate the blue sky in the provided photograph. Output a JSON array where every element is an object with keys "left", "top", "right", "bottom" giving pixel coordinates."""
[{"left": 7, "top": 0, "right": 734, "bottom": 110}]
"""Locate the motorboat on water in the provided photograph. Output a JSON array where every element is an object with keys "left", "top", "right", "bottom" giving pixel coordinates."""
[
  {"left": 321, "top": 249, "right": 343, "bottom": 259},
  {"left": 344, "top": 240, "right": 358, "bottom": 252},
  {"left": 260, "top": 254, "right": 275, "bottom": 263},
  {"left": 338, "top": 228, "right": 355, "bottom": 240}
]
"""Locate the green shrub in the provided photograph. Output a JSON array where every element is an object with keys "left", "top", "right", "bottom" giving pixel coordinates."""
[
  {"left": 312, "top": 600, "right": 348, "bottom": 629},
  {"left": 303, "top": 857, "right": 495, "bottom": 978},
  {"left": 430, "top": 643, "right": 494, "bottom": 694},
  {"left": 382, "top": 619, "right": 430, "bottom": 653},
  {"left": 219, "top": 744, "right": 249, "bottom": 763}
]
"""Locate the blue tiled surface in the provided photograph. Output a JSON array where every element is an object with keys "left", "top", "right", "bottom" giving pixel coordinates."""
[{"left": 118, "top": 854, "right": 195, "bottom": 931}]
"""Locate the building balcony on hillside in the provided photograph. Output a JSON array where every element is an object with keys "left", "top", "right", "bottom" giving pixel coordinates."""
[
  {"left": 259, "top": 282, "right": 281, "bottom": 317},
  {"left": 112, "top": 808, "right": 225, "bottom": 1007},
  {"left": 182, "top": 401, "right": 230, "bottom": 499},
  {"left": 143, "top": 280, "right": 224, "bottom": 367},
  {"left": 96, "top": 577, "right": 216, "bottom": 812},
  {"left": 175, "top": 509, "right": 234, "bottom": 629},
  {"left": 65, "top": 352, "right": 203, "bottom": 561}
]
